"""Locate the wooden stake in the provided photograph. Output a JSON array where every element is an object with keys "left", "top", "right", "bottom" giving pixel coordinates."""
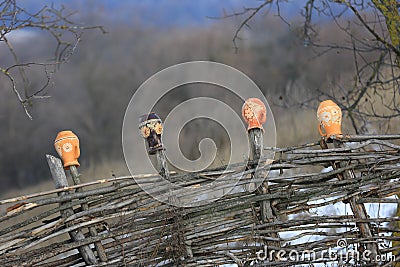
[
  {"left": 70, "top": 165, "right": 108, "bottom": 262},
  {"left": 46, "top": 155, "right": 98, "bottom": 265},
  {"left": 321, "top": 139, "right": 379, "bottom": 258},
  {"left": 156, "top": 149, "right": 170, "bottom": 180},
  {"left": 248, "top": 128, "right": 281, "bottom": 251}
]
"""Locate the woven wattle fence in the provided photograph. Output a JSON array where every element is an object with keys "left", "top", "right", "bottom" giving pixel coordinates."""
[{"left": 0, "top": 135, "right": 399, "bottom": 266}]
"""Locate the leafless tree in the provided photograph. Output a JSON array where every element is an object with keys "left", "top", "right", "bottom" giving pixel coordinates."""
[
  {"left": 0, "top": 0, "right": 105, "bottom": 119},
  {"left": 223, "top": 0, "right": 400, "bottom": 134}
]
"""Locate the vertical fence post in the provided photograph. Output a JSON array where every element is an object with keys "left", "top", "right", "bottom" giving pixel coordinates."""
[
  {"left": 70, "top": 166, "right": 108, "bottom": 262},
  {"left": 242, "top": 98, "right": 281, "bottom": 251},
  {"left": 156, "top": 149, "right": 170, "bottom": 180},
  {"left": 332, "top": 139, "right": 378, "bottom": 257},
  {"left": 139, "top": 112, "right": 192, "bottom": 263},
  {"left": 249, "top": 128, "right": 275, "bottom": 222},
  {"left": 46, "top": 154, "right": 98, "bottom": 265},
  {"left": 317, "top": 100, "right": 378, "bottom": 258},
  {"left": 54, "top": 130, "right": 107, "bottom": 262}
]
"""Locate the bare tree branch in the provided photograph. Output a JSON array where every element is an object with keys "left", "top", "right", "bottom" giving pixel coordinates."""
[
  {"left": 0, "top": 0, "right": 106, "bottom": 119},
  {"left": 224, "top": 0, "right": 400, "bottom": 134}
]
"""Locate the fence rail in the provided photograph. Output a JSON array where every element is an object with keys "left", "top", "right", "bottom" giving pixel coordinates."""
[{"left": 0, "top": 135, "right": 399, "bottom": 266}]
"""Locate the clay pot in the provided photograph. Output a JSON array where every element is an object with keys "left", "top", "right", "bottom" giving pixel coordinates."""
[
  {"left": 317, "top": 100, "right": 342, "bottom": 138},
  {"left": 54, "top": 130, "right": 80, "bottom": 169},
  {"left": 242, "top": 98, "right": 267, "bottom": 131},
  {"left": 139, "top": 113, "right": 164, "bottom": 154}
]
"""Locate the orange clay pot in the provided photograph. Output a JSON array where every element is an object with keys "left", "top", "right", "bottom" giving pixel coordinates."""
[
  {"left": 54, "top": 130, "right": 80, "bottom": 169},
  {"left": 242, "top": 98, "right": 267, "bottom": 131},
  {"left": 317, "top": 100, "right": 342, "bottom": 138}
]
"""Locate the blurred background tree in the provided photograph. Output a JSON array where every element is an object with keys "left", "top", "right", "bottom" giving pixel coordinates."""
[
  {"left": 0, "top": 0, "right": 399, "bottom": 195},
  {"left": 227, "top": 0, "right": 400, "bottom": 134},
  {"left": 0, "top": 0, "right": 105, "bottom": 119}
]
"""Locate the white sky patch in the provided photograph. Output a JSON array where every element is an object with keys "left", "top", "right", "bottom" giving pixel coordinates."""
[
  {"left": 4, "top": 29, "right": 38, "bottom": 44},
  {"left": 321, "top": 166, "right": 333, "bottom": 173},
  {"left": 280, "top": 193, "right": 397, "bottom": 250}
]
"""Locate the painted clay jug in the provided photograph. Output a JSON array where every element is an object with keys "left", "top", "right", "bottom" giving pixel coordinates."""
[
  {"left": 139, "top": 113, "right": 164, "bottom": 154},
  {"left": 242, "top": 98, "right": 267, "bottom": 131},
  {"left": 54, "top": 130, "right": 80, "bottom": 169},
  {"left": 317, "top": 100, "right": 342, "bottom": 138}
]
